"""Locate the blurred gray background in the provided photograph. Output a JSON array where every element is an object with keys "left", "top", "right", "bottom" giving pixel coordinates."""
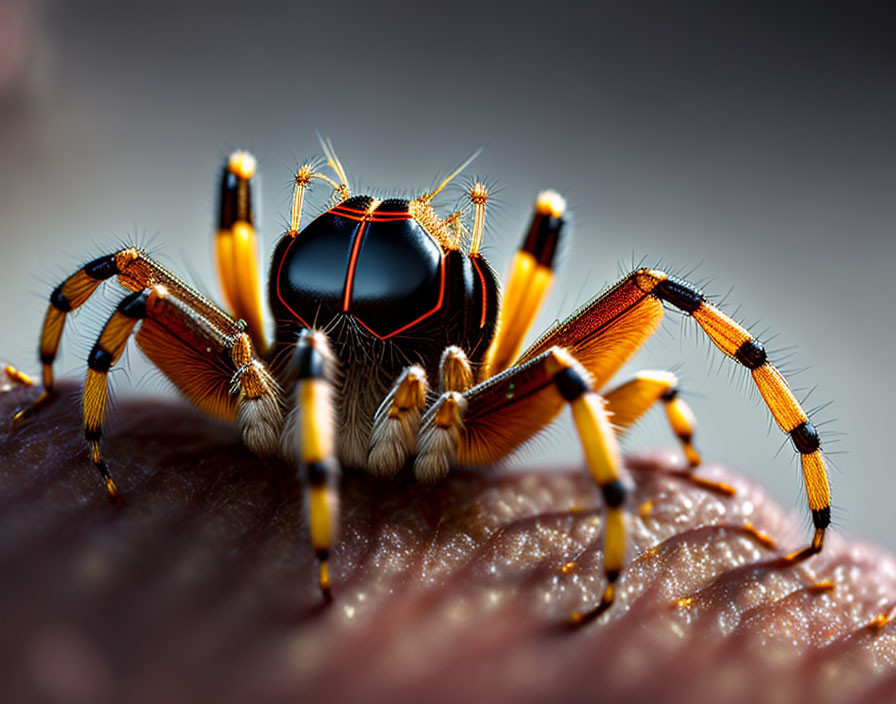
[{"left": 1, "top": 1, "right": 893, "bottom": 547}]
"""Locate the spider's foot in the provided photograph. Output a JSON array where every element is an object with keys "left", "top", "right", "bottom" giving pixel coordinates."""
[
  {"left": 103, "top": 475, "right": 122, "bottom": 503},
  {"left": 89, "top": 445, "right": 121, "bottom": 504},
  {"left": 866, "top": 607, "right": 895, "bottom": 633},
  {"left": 783, "top": 528, "right": 825, "bottom": 565},
  {"left": 674, "top": 470, "right": 736, "bottom": 497},
  {"left": 4, "top": 365, "right": 34, "bottom": 388},
  {"left": 743, "top": 521, "right": 777, "bottom": 550},
  {"left": 567, "top": 583, "right": 615, "bottom": 629},
  {"left": 11, "top": 389, "right": 54, "bottom": 428},
  {"left": 319, "top": 559, "right": 333, "bottom": 603},
  {"left": 683, "top": 443, "right": 701, "bottom": 469}
]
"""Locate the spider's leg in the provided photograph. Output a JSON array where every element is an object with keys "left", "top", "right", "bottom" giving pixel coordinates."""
[
  {"left": 16, "top": 252, "right": 127, "bottom": 417},
  {"left": 603, "top": 371, "right": 733, "bottom": 495},
  {"left": 521, "top": 269, "right": 829, "bottom": 559},
  {"left": 414, "top": 347, "right": 627, "bottom": 623},
  {"left": 280, "top": 330, "right": 340, "bottom": 600},
  {"left": 214, "top": 151, "right": 267, "bottom": 353},
  {"left": 19, "top": 246, "right": 246, "bottom": 422},
  {"left": 367, "top": 364, "right": 428, "bottom": 478},
  {"left": 81, "top": 286, "right": 280, "bottom": 498},
  {"left": 485, "top": 191, "right": 566, "bottom": 376},
  {"left": 630, "top": 269, "right": 829, "bottom": 560}
]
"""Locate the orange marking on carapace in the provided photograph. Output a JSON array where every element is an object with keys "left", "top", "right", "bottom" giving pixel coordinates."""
[
  {"left": 331, "top": 205, "right": 411, "bottom": 222},
  {"left": 274, "top": 239, "right": 312, "bottom": 329},
  {"left": 471, "top": 256, "right": 489, "bottom": 328},
  {"left": 342, "top": 218, "right": 369, "bottom": 311}
]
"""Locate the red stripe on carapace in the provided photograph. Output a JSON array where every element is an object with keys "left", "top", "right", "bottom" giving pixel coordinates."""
[
  {"left": 352, "top": 254, "right": 447, "bottom": 340},
  {"left": 342, "top": 219, "right": 369, "bottom": 311},
  {"left": 274, "top": 237, "right": 312, "bottom": 329},
  {"left": 330, "top": 208, "right": 412, "bottom": 223},
  {"left": 470, "top": 256, "right": 489, "bottom": 328}
]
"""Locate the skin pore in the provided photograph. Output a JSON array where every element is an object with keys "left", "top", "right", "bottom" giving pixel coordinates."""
[{"left": 2, "top": 381, "right": 895, "bottom": 704}]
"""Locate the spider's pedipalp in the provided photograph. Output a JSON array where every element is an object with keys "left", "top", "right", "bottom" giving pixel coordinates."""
[
  {"left": 421, "top": 344, "right": 631, "bottom": 622},
  {"left": 231, "top": 333, "right": 283, "bottom": 457},
  {"left": 414, "top": 392, "right": 468, "bottom": 483},
  {"left": 368, "top": 365, "right": 428, "bottom": 478},
  {"left": 438, "top": 346, "right": 473, "bottom": 394}
]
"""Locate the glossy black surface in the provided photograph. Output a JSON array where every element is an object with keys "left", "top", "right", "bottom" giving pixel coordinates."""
[{"left": 268, "top": 196, "right": 500, "bottom": 380}]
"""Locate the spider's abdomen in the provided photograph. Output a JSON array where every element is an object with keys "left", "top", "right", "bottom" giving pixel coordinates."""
[{"left": 271, "top": 196, "right": 445, "bottom": 339}]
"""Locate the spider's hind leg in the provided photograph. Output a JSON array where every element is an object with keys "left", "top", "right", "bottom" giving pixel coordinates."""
[{"left": 603, "top": 371, "right": 735, "bottom": 496}]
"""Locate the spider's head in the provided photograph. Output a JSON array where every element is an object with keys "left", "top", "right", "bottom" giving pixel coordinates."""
[{"left": 268, "top": 194, "right": 499, "bottom": 369}]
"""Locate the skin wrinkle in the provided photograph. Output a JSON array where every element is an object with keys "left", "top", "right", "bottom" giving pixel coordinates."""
[{"left": 0, "top": 383, "right": 894, "bottom": 703}]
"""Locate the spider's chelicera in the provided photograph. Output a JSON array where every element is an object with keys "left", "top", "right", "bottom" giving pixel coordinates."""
[{"left": 11, "top": 139, "right": 831, "bottom": 625}]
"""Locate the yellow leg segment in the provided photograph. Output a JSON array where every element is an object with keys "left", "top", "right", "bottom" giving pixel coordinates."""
[
  {"left": 215, "top": 151, "right": 266, "bottom": 353},
  {"left": 486, "top": 191, "right": 566, "bottom": 376},
  {"left": 544, "top": 349, "right": 627, "bottom": 626},
  {"left": 287, "top": 330, "right": 340, "bottom": 601},
  {"left": 4, "top": 365, "right": 34, "bottom": 387},
  {"left": 81, "top": 287, "right": 166, "bottom": 499}
]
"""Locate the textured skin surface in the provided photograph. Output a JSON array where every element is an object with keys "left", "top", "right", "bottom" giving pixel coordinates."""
[{"left": 1, "top": 381, "right": 895, "bottom": 704}]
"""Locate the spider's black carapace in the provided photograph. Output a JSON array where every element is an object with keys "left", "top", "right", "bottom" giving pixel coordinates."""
[{"left": 269, "top": 195, "right": 499, "bottom": 378}]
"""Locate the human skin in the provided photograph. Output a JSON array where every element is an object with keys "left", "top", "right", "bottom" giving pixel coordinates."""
[{"left": 1, "top": 380, "right": 895, "bottom": 704}]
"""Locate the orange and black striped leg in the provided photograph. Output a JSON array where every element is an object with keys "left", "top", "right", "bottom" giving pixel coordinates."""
[
  {"left": 82, "top": 288, "right": 161, "bottom": 498},
  {"left": 281, "top": 330, "right": 340, "bottom": 600},
  {"left": 438, "top": 346, "right": 628, "bottom": 623},
  {"left": 635, "top": 269, "right": 830, "bottom": 558},
  {"left": 215, "top": 151, "right": 267, "bottom": 353},
  {"left": 13, "top": 253, "right": 124, "bottom": 425},
  {"left": 485, "top": 190, "right": 566, "bottom": 376},
  {"left": 82, "top": 286, "right": 280, "bottom": 499},
  {"left": 602, "top": 371, "right": 734, "bottom": 496},
  {"left": 20, "top": 247, "right": 238, "bottom": 422},
  {"left": 368, "top": 365, "right": 428, "bottom": 478}
]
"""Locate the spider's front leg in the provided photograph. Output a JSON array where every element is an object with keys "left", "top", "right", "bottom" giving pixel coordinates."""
[
  {"left": 415, "top": 347, "right": 627, "bottom": 623},
  {"left": 280, "top": 330, "right": 340, "bottom": 600},
  {"left": 516, "top": 269, "right": 830, "bottom": 565}
]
